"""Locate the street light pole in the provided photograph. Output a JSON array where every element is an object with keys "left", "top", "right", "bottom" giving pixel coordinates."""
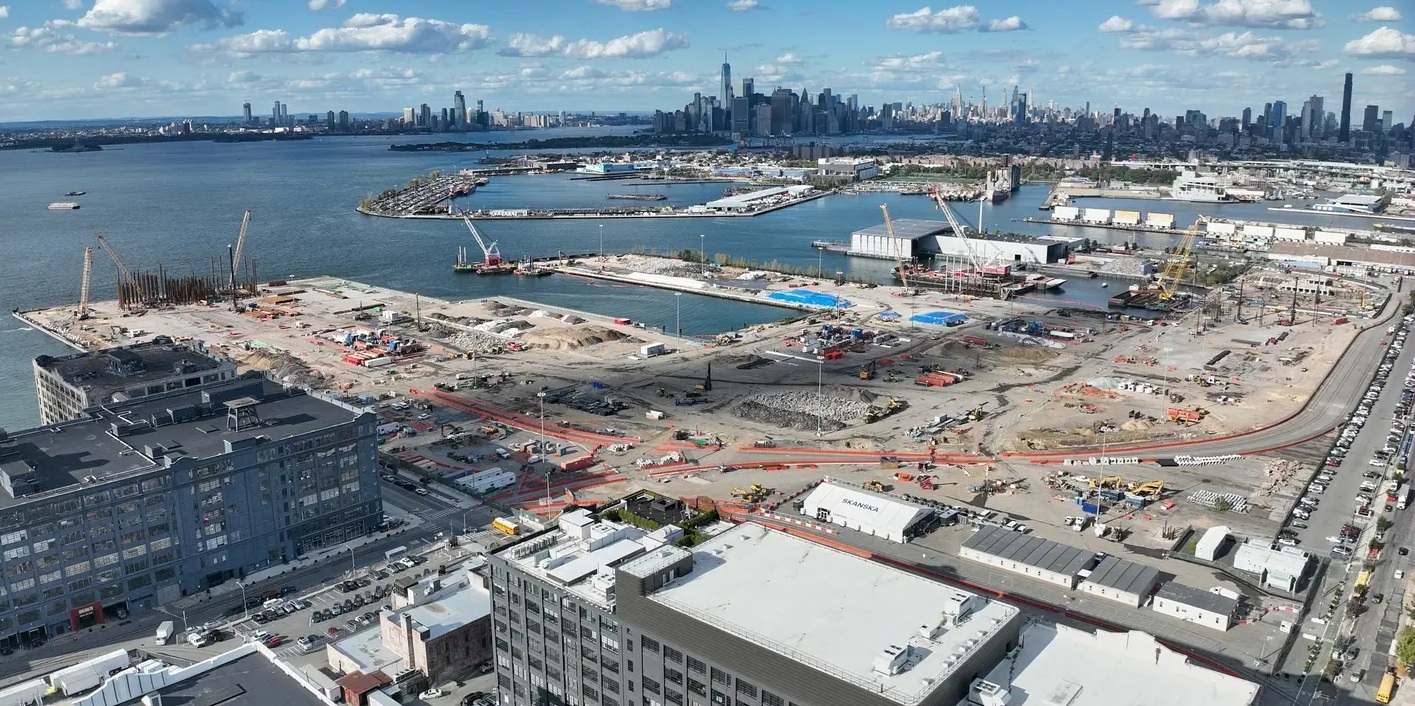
[
  {"left": 816, "top": 356, "right": 824, "bottom": 437},
  {"left": 236, "top": 580, "right": 249, "bottom": 620},
  {"left": 699, "top": 233, "right": 706, "bottom": 276},
  {"left": 537, "top": 392, "right": 547, "bottom": 454},
  {"left": 462, "top": 510, "right": 471, "bottom": 535},
  {"left": 675, "top": 292, "right": 682, "bottom": 340},
  {"left": 599, "top": 224, "right": 604, "bottom": 261}
]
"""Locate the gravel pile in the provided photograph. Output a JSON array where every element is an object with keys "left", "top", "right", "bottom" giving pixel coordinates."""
[
  {"left": 615, "top": 255, "right": 704, "bottom": 278},
  {"left": 451, "top": 330, "right": 509, "bottom": 352},
  {"left": 1099, "top": 257, "right": 1151, "bottom": 277},
  {"left": 733, "top": 390, "right": 872, "bottom": 431}
]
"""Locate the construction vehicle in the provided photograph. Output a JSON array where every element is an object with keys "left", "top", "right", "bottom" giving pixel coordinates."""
[
  {"left": 863, "top": 480, "right": 886, "bottom": 493},
  {"left": 915, "top": 371, "right": 962, "bottom": 387},
  {"left": 859, "top": 360, "right": 877, "bottom": 380},
  {"left": 459, "top": 216, "right": 515, "bottom": 274},
  {"left": 864, "top": 397, "right": 906, "bottom": 423},
  {"left": 918, "top": 476, "right": 934, "bottom": 491},
  {"left": 731, "top": 485, "right": 770, "bottom": 503},
  {"left": 879, "top": 456, "right": 900, "bottom": 469},
  {"left": 1090, "top": 476, "right": 1124, "bottom": 490},
  {"left": 1166, "top": 407, "right": 1207, "bottom": 425},
  {"left": 694, "top": 363, "right": 713, "bottom": 392},
  {"left": 965, "top": 405, "right": 985, "bottom": 422},
  {"left": 1155, "top": 218, "right": 1203, "bottom": 302},
  {"left": 1128, "top": 480, "right": 1165, "bottom": 497},
  {"left": 894, "top": 472, "right": 915, "bottom": 483}
]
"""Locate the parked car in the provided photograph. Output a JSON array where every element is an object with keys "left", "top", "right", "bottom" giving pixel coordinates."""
[{"left": 326, "top": 627, "right": 342, "bottom": 639}]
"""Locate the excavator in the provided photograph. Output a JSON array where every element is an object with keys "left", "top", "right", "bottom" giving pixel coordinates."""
[
  {"left": 1128, "top": 480, "right": 1165, "bottom": 498},
  {"left": 863, "top": 480, "right": 886, "bottom": 492},
  {"left": 859, "top": 360, "right": 878, "bottom": 380},
  {"left": 1089, "top": 476, "right": 1125, "bottom": 489},
  {"left": 732, "top": 484, "right": 770, "bottom": 503}
]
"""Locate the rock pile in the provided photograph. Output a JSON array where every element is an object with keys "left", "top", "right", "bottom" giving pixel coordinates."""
[{"left": 733, "top": 391, "right": 872, "bottom": 431}]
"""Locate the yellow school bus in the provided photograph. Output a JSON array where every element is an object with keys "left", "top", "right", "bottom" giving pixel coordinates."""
[
  {"left": 1376, "top": 670, "right": 1395, "bottom": 704},
  {"left": 492, "top": 517, "right": 521, "bottom": 536}
]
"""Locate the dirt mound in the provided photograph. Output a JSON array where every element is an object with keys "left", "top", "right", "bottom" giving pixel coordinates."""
[
  {"left": 995, "top": 347, "right": 1061, "bottom": 363},
  {"left": 1121, "top": 419, "right": 1153, "bottom": 431},
  {"left": 519, "top": 325, "right": 633, "bottom": 351}
]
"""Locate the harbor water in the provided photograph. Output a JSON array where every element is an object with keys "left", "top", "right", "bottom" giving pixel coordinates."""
[{"left": 0, "top": 134, "right": 1375, "bottom": 429}]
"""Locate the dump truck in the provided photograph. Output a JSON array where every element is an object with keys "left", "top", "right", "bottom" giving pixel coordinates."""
[{"left": 1166, "top": 407, "right": 1206, "bottom": 424}]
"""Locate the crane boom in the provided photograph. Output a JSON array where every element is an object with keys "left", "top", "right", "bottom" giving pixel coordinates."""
[
  {"left": 460, "top": 215, "right": 502, "bottom": 266},
  {"left": 77, "top": 247, "right": 93, "bottom": 319},
  {"left": 95, "top": 234, "right": 129, "bottom": 281},
  {"left": 928, "top": 183, "right": 985, "bottom": 272},
  {"left": 880, "top": 204, "right": 911, "bottom": 294},
  {"left": 1157, "top": 217, "right": 1204, "bottom": 302},
  {"left": 231, "top": 208, "right": 252, "bottom": 287}
]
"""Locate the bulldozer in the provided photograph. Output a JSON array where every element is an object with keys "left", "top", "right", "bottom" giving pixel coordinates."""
[
  {"left": 859, "top": 360, "right": 877, "bottom": 380},
  {"left": 731, "top": 484, "right": 770, "bottom": 503},
  {"left": 1128, "top": 480, "right": 1165, "bottom": 498},
  {"left": 1089, "top": 475, "right": 1125, "bottom": 490},
  {"left": 863, "top": 480, "right": 886, "bottom": 493},
  {"left": 965, "top": 405, "right": 986, "bottom": 422}
]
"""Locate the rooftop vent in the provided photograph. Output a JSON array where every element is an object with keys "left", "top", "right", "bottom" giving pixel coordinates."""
[{"left": 871, "top": 644, "right": 912, "bottom": 676}]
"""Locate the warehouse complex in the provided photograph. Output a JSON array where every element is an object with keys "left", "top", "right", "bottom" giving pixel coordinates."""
[
  {"left": 489, "top": 509, "right": 1258, "bottom": 706},
  {"left": 0, "top": 373, "right": 380, "bottom": 647},
  {"left": 33, "top": 339, "right": 238, "bottom": 425},
  {"left": 846, "top": 219, "right": 1076, "bottom": 265},
  {"left": 959, "top": 525, "right": 1093, "bottom": 588},
  {"left": 798, "top": 480, "right": 934, "bottom": 543}
]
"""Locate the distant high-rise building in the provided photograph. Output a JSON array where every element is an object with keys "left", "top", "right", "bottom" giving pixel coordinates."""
[
  {"left": 1306, "top": 95, "right": 1323, "bottom": 140},
  {"left": 1382, "top": 110, "right": 1393, "bottom": 133},
  {"left": 731, "top": 96, "right": 749, "bottom": 134},
  {"left": 272, "top": 101, "right": 281, "bottom": 125},
  {"left": 279, "top": 102, "right": 288, "bottom": 126},
  {"left": 1241, "top": 107, "right": 1252, "bottom": 128},
  {"left": 418, "top": 103, "right": 432, "bottom": 128},
  {"left": 1012, "top": 89, "right": 1028, "bottom": 126},
  {"left": 242, "top": 102, "right": 252, "bottom": 124},
  {"left": 453, "top": 91, "right": 466, "bottom": 129},
  {"left": 741, "top": 78, "right": 754, "bottom": 103},
  {"left": 1339, "top": 72, "right": 1353, "bottom": 143},
  {"left": 1363, "top": 104, "right": 1380, "bottom": 132},
  {"left": 1269, "top": 100, "right": 1287, "bottom": 142},
  {"left": 337, "top": 110, "right": 349, "bottom": 130},
  {"left": 720, "top": 57, "right": 732, "bottom": 109},
  {"left": 753, "top": 103, "right": 771, "bottom": 137},
  {"left": 403, "top": 107, "right": 415, "bottom": 125},
  {"left": 326, "top": 110, "right": 336, "bottom": 129},
  {"left": 770, "top": 88, "right": 794, "bottom": 135}
]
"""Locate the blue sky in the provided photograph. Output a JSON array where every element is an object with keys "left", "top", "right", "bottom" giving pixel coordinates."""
[{"left": 0, "top": 0, "right": 1411, "bottom": 122}]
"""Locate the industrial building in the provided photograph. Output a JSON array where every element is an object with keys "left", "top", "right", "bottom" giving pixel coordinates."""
[
  {"left": 1233, "top": 540, "right": 1311, "bottom": 592},
  {"left": 1077, "top": 555, "right": 1161, "bottom": 607},
  {"left": 798, "top": 479, "right": 934, "bottom": 543},
  {"left": 1194, "top": 526, "right": 1232, "bottom": 561},
  {"left": 704, "top": 186, "right": 813, "bottom": 213},
  {"left": 958, "top": 525, "right": 1093, "bottom": 589},
  {"left": 33, "top": 340, "right": 238, "bottom": 425},
  {"left": 490, "top": 503, "right": 1259, "bottom": 706},
  {"left": 966, "top": 622, "right": 1259, "bottom": 706},
  {"left": 847, "top": 219, "right": 1075, "bottom": 265},
  {"left": 1151, "top": 582, "right": 1238, "bottom": 631},
  {"left": 327, "top": 567, "right": 493, "bottom": 686},
  {"left": 816, "top": 158, "right": 878, "bottom": 181},
  {"left": 0, "top": 375, "right": 380, "bottom": 647},
  {"left": 1264, "top": 241, "right": 1415, "bottom": 273}
]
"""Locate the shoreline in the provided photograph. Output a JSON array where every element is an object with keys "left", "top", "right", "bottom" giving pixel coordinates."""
[
  {"left": 1266, "top": 206, "right": 1415, "bottom": 224},
  {"left": 356, "top": 190, "right": 833, "bottom": 220},
  {"left": 552, "top": 265, "right": 835, "bottom": 313}
]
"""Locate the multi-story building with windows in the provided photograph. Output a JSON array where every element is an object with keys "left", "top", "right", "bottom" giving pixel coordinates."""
[
  {"left": 490, "top": 506, "right": 1259, "bottom": 706},
  {"left": 0, "top": 375, "right": 380, "bottom": 647},
  {"left": 33, "top": 340, "right": 238, "bottom": 425}
]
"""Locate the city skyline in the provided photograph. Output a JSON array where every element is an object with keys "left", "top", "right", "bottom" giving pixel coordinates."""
[{"left": 0, "top": 0, "right": 1411, "bottom": 122}]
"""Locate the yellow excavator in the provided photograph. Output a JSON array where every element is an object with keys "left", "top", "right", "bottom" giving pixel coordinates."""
[
  {"left": 1128, "top": 480, "right": 1165, "bottom": 497},
  {"left": 1089, "top": 476, "right": 1125, "bottom": 489},
  {"left": 863, "top": 480, "right": 886, "bottom": 492},
  {"left": 732, "top": 484, "right": 770, "bottom": 502}
]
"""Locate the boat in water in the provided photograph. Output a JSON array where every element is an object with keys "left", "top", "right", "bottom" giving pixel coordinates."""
[
  {"left": 1025, "top": 273, "right": 1066, "bottom": 290},
  {"left": 64, "top": 191, "right": 86, "bottom": 197},
  {"left": 607, "top": 194, "right": 668, "bottom": 201},
  {"left": 47, "top": 202, "right": 80, "bottom": 210},
  {"left": 515, "top": 262, "right": 553, "bottom": 277},
  {"left": 1167, "top": 170, "right": 1236, "bottom": 203}
]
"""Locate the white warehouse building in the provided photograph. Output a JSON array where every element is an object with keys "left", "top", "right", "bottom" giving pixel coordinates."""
[
  {"left": 798, "top": 480, "right": 934, "bottom": 543},
  {"left": 1152, "top": 582, "right": 1238, "bottom": 631},
  {"left": 1078, "top": 555, "right": 1161, "bottom": 607},
  {"left": 847, "top": 218, "right": 1076, "bottom": 264},
  {"left": 960, "top": 525, "right": 1093, "bottom": 588},
  {"left": 1233, "top": 540, "right": 1311, "bottom": 592}
]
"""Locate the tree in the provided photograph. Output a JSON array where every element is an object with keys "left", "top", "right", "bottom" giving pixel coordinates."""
[
  {"left": 1377, "top": 516, "right": 1393, "bottom": 533},
  {"left": 1395, "top": 627, "right": 1415, "bottom": 670}
]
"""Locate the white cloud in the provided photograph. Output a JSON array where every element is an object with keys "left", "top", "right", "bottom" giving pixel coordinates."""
[
  {"left": 594, "top": 0, "right": 671, "bottom": 11},
  {"left": 561, "top": 28, "right": 688, "bottom": 59},
  {"left": 885, "top": 5, "right": 1027, "bottom": 33},
  {"left": 1147, "top": 0, "right": 1322, "bottom": 29},
  {"left": 985, "top": 15, "right": 1027, "bottom": 32},
  {"left": 1361, "top": 63, "right": 1406, "bottom": 75},
  {"left": 727, "top": 0, "right": 762, "bottom": 10},
  {"left": 63, "top": 0, "right": 85, "bottom": 10},
  {"left": 77, "top": 0, "right": 243, "bottom": 36},
  {"left": 774, "top": 52, "right": 803, "bottom": 65},
  {"left": 1351, "top": 6, "right": 1403, "bottom": 22},
  {"left": 886, "top": 5, "right": 981, "bottom": 32},
  {"left": 307, "top": 0, "right": 345, "bottom": 10},
  {"left": 1098, "top": 15, "right": 1134, "bottom": 32},
  {"left": 1116, "top": 25, "right": 1314, "bottom": 61},
  {"left": 192, "top": 14, "right": 492, "bottom": 54},
  {"left": 498, "top": 32, "right": 567, "bottom": 57},
  {"left": 0, "top": 7, "right": 9, "bottom": 19},
  {"left": 94, "top": 72, "right": 146, "bottom": 89},
  {"left": 1344, "top": 26, "right": 1415, "bottom": 60},
  {"left": 6, "top": 23, "right": 117, "bottom": 53},
  {"left": 869, "top": 51, "right": 945, "bottom": 72}
]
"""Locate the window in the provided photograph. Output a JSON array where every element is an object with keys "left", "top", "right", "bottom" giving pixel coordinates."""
[
  {"left": 709, "top": 668, "right": 729, "bottom": 686},
  {"left": 687, "top": 679, "right": 706, "bottom": 697},
  {"left": 686, "top": 657, "right": 706, "bottom": 674},
  {"left": 665, "top": 669, "right": 682, "bottom": 685},
  {"left": 642, "top": 635, "right": 660, "bottom": 653},
  {"left": 664, "top": 645, "right": 683, "bottom": 663},
  {"left": 735, "top": 680, "right": 757, "bottom": 699},
  {"left": 643, "top": 677, "right": 661, "bottom": 695},
  {"left": 761, "top": 692, "right": 784, "bottom": 706}
]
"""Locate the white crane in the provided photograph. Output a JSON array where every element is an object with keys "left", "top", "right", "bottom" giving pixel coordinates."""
[
  {"left": 880, "top": 204, "right": 913, "bottom": 295},
  {"left": 460, "top": 215, "right": 503, "bottom": 266},
  {"left": 231, "top": 208, "right": 252, "bottom": 291},
  {"left": 927, "top": 183, "right": 986, "bottom": 273},
  {"left": 76, "top": 247, "right": 93, "bottom": 319}
]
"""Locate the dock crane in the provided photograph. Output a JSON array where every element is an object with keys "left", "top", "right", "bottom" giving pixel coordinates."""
[
  {"left": 76, "top": 247, "right": 93, "bottom": 320},
  {"left": 230, "top": 208, "right": 252, "bottom": 292},
  {"left": 927, "top": 183, "right": 986, "bottom": 273},
  {"left": 460, "top": 215, "right": 505, "bottom": 270},
  {"left": 1156, "top": 217, "right": 1205, "bottom": 302},
  {"left": 95, "top": 234, "right": 138, "bottom": 308},
  {"left": 880, "top": 204, "right": 915, "bottom": 296}
]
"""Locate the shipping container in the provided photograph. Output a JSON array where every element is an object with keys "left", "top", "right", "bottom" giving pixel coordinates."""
[{"left": 559, "top": 456, "right": 597, "bottom": 472}]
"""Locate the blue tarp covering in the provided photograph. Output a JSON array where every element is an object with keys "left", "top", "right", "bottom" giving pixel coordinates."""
[
  {"left": 909, "top": 310, "right": 968, "bottom": 326},
  {"left": 767, "top": 289, "right": 853, "bottom": 308}
]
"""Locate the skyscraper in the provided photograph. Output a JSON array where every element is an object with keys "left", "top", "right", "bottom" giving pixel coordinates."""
[
  {"left": 1269, "top": 100, "right": 1286, "bottom": 142},
  {"left": 740, "top": 78, "right": 754, "bottom": 103},
  {"left": 1382, "top": 110, "right": 1393, "bottom": 133},
  {"left": 720, "top": 56, "right": 732, "bottom": 108},
  {"left": 1339, "top": 72, "right": 1353, "bottom": 143},
  {"left": 1241, "top": 107, "right": 1252, "bottom": 128},
  {"left": 453, "top": 91, "right": 467, "bottom": 129},
  {"left": 1363, "top": 104, "right": 1380, "bottom": 133},
  {"left": 1306, "top": 95, "right": 1323, "bottom": 140},
  {"left": 242, "top": 102, "right": 252, "bottom": 124}
]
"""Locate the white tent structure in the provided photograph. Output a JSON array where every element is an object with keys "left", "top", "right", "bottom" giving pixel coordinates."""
[
  {"left": 1194, "top": 525, "right": 1232, "bottom": 561},
  {"left": 799, "top": 481, "right": 933, "bottom": 543}
]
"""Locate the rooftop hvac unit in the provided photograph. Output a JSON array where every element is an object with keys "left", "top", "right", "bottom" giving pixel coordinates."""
[
  {"left": 970, "top": 679, "right": 1014, "bottom": 706},
  {"left": 871, "top": 644, "right": 911, "bottom": 676}
]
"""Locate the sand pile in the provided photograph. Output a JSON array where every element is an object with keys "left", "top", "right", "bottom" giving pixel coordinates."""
[
  {"left": 520, "top": 326, "right": 633, "bottom": 351},
  {"left": 995, "top": 347, "right": 1060, "bottom": 363}
]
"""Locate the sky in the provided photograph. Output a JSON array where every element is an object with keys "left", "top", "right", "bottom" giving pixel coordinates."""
[{"left": 0, "top": 0, "right": 1412, "bottom": 123}]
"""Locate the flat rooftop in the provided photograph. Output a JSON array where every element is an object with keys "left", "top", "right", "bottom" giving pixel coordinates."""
[
  {"left": 331, "top": 625, "right": 404, "bottom": 675},
  {"left": 638, "top": 522, "right": 1021, "bottom": 705},
  {"left": 1155, "top": 582, "right": 1239, "bottom": 615},
  {"left": 1269, "top": 241, "right": 1415, "bottom": 268},
  {"left": 389, "top": 582, "right": 492, "bottom": 641},
  {"left": 1083, "top": 555, "right": 1161, "bottom": 596},
  {"left": 36, "top": 341, "right": 230, "bottom": 400},
  {"left": 969, "top": 622, "right": 1259, "bottom": 706},
  {"left": 157, "top": 650, "right": 330, "bottom": 706},
  {"left": 503, "top": 511, "right": 650, "bottom": 609},
  {"left": 853, "top": 218, "right": 952, "bottom": 240},
  {"left": 962, "top": 525, "right": 1092, "bottom": 577},
  {"left": 0, "top": 377, "right": 364, "bottom": 507}
]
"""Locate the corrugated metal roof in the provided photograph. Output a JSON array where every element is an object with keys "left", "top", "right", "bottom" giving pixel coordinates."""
[
  {"left": 962, "top": 526, "right": 1092, "bottom": 576},
  {"left": 1154, "top": 581, "right": 1238, "bottom": 615},
  {"left": 799, "top": 482, "right": 932, "bottom": 538},
  {"left": 1083, "top": 556, "right": 1160, "bottom": 596},
  {"left": 851, "top": 218, "right": 953, "bottom": 240}
]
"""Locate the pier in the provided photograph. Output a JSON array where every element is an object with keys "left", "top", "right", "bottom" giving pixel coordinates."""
[
  {"left": 360, "top": 173, "right": 480, "bottom": 217},
  {"left": 357, "top": 189, "right": 833, "bottom": 221}
]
